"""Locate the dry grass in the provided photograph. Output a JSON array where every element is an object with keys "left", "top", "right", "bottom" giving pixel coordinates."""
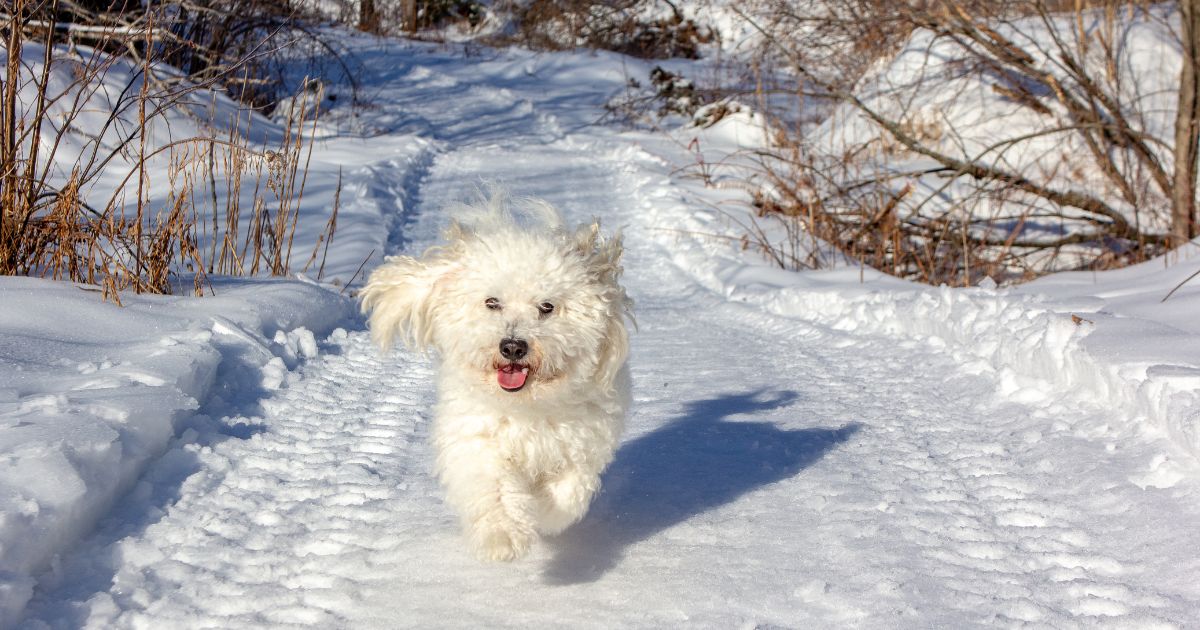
[{"left": 1, "top": 1, "right": 336, "bottom": 303}]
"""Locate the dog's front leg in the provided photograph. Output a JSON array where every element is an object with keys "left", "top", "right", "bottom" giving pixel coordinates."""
[
  {"left": 535, "top": 466, "right": 602, "bottom": 535},
  {"left": 438, "top": 437, "right": 537, "bottom": 561}
]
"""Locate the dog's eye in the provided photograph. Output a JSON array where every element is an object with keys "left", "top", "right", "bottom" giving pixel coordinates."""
[
  {"left": 538, "top": 302, "right": 554, "bottom": 315},
  {"left": 485, "top": 297, "right": 501, "bottom": 310}
]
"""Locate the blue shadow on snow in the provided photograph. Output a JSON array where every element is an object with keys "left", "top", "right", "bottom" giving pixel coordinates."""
[{"left": 543, "top": 389, "right": 859, "bottom": 584}]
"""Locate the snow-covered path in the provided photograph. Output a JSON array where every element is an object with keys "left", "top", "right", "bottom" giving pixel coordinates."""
[{"left": 20, "top": 41, "right": 1200, "bottom": 628}]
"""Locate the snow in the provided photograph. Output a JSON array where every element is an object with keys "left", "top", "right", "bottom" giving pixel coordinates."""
[
  {"left": 0, "top": 276, "right": 353, "bottom": 626},
  {"left": 645, "top": 172, "right": 1200, "bottom": 461},
  {"left": 2, "top": 21, "right": 1200, "bottom": 630},
  {"left": 650, "top": 51, "right": 1200, "bottom": 462}
]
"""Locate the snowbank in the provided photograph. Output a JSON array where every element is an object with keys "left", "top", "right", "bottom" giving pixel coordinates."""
[
  {"left": 0, "top": 277, "right": 354, "bottom": 626},
  {"left": 0, "top": 31, "right": 439, "bottom": 625},
  {"left": 756, "top": 278, "right": 1200, "bottom": 477},
  {"left": 624, "top": 118, "right": 1200, "bottom": 471}
]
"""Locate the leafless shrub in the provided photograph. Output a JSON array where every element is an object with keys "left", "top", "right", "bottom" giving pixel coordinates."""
[
  {"left": 604, "top": 64, "right": 724, "bottom": 124},
  {"left": 353, "top": 0, "right": 484, "bottom": 35},
  {"left": 721, "top": 0, "right": 1196, "bottom": 285},
  {"left": 46, "top": 0, "right": 358, "bottom": 113},
  {"left": 499, "top": 0, "right": 716, "bottom": 59}
]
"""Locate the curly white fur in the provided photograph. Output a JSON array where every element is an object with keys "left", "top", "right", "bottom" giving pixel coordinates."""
[{"left": 360, "top": 192, "right": 632, "bottom": 561}]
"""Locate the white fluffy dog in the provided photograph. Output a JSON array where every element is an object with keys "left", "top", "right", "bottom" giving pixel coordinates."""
[{"left": 360, "top": 193, "right": 633, "bottom": 561}]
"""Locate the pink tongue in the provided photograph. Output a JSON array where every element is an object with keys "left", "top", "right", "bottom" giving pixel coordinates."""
[{"left": 497, "top": 366, "right": 527, "bottom": 390}]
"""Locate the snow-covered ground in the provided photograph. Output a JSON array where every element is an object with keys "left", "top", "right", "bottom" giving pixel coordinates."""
[{"left": 3, "top": 31, "right": 1200, "bottom": 628}]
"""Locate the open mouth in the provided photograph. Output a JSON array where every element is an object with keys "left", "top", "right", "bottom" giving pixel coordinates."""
[{"left": 496, "top": 363, "right": 530, "bottom": 392}]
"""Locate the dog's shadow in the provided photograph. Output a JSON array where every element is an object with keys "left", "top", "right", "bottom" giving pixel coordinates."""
[{"left": 542, "top": 390, "right": 859, "bottom": 584}]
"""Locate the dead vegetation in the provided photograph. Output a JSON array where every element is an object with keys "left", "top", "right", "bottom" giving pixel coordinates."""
[
  {"left": 353, "top": 0, "right": 485, "bottom": 36},
  {"left": 497, "top": 0, "right": 716, "bottom": 59},
  {"left": 0, "top": 0, "right": 342, "bottom": 303},
  {"left": 688, "top": 0, "right": 1199, "bottom": 286}
]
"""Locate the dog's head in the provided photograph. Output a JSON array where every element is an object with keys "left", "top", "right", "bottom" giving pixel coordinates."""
[{"left": 360, "top": 193, "right": 632, "bottom": 397}]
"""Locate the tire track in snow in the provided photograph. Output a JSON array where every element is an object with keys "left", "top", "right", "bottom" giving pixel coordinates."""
[
  {"left": 637, "top": 294, "right": 1186, "bottom": 626},
  {"left": 22, "top": 332, "right": 444, "bottom": 628},
  {"left": 361, "top": 127, "right": 1195, "bottom": 627},
  {"left": 608, "top": 141, "right": 1200, "bottom": 626},
  {"left": 351, "top": 133, "right": 1200, "bottom": 625}
]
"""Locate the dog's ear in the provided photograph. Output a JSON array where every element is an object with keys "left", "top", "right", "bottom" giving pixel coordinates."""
[
  {"left": 595, "top": 296, "right": 632, "bottom": 392},
  {"left": 360, "top": 254, "right": 455, "bottom": 352},
  {"left": 573, "top": 221, "right": 600, "bottom": 255},
  {"left": 441, "top": 218, "right": 473, "bottom": 244},
  {"left": 574, "top": 219, "right": 624, "bottom": 285},
  {"left": 577, "top": 219, "right": 634, "bottom": 391}
]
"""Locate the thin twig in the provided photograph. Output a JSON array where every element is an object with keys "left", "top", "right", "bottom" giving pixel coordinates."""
[{"left": 342, "top": 248, "right": 375, "bottom": 295}]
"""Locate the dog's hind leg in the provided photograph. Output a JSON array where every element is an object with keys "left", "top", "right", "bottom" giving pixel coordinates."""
[{"left": 438, "top": 438, "right": 538, "bottom": 561}]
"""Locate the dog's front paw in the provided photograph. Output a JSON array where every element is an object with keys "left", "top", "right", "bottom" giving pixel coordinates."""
[
  {"left": 473, "top": 523, "right": 534, "bottom": 562},
  {"left": 547, "top": 472, "right": 597, "bottom": 509},
  {"left": 536, "top": 472, "right": 600, "bottom": 535}
]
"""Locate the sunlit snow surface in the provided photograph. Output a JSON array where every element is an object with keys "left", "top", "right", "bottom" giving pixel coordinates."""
[{"left": 2, "top": 34, "right": 1199, "bottom": 628}]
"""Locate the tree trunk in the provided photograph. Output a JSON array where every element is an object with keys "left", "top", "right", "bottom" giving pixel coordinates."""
[
  {"left": 1172, "top": 0, "right": 1200, "bottom": 248},
  {"left": 0, "top": 0, "right": 26, "bottom": 273},
  {"left": 403, "top": 0, "right": 418, "bottom": 33},
  {"left": 359, "top": 0, "right": 380, "bottom": 34}
]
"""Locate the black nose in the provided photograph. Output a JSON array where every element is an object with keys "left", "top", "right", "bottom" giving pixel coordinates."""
[{"left": 499, "top": 338, "right": 528, "bottom": 361}]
